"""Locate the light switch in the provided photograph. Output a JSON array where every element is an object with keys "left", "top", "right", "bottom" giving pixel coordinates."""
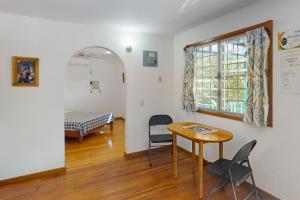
[{"left": 158, "top": 76, "right": 162, "bottom": 82}]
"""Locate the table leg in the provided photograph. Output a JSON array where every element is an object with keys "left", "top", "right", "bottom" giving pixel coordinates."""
[
  {"left": 110, "top": 122, "right": 114, "bottom": 135},
  {"left": 192, "top": 141, "right": 195, "bottom": 173},
  {"left": 110, "top": 122, "right": 114, "bottom": 131},
  {"left": 219, "top": 142, "right": 223, "bottom": 159},
  {"left": 198, "top": 141, "right": 204, "bottom": 199},
  {"left": 173, "top": 133, "right": 178, "bottom": 178}
]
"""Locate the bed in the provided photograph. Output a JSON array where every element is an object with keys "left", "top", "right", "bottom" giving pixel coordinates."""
[{"left": 64, "top": 111, "right": 114, "bottom": 142}]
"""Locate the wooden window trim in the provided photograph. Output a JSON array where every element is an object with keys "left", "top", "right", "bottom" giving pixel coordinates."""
[
  {"left": 198, "top": 109, "right": 244, "bottom": 121},
  {"left": 185, "top": 20, "right": 273, "bottom": 127}
]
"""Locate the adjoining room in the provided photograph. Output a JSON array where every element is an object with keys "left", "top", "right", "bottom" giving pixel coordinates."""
[{"left": 64, "top": 46, "right": 126, "bottom": 168}]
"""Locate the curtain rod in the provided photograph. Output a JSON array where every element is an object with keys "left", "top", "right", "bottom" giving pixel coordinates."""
[{"left": 184, "top": 20, "right": 273, "bottom": 51}]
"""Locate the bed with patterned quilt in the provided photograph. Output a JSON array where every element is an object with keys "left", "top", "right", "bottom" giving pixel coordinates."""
[{"left": 64, "top": 111, "right": 114, "bottom": 142}]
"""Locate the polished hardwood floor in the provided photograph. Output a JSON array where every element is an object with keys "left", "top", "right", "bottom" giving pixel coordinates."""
[
  {"left": 65, "top": 119, "right": 125, "bottom": 168},
  {"left": 0, "top": 119, "right": 272, "bottom": 200}
]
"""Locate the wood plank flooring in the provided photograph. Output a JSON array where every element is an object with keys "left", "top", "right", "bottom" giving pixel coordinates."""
[
  {"left": 65, "top": 119, "right": 125, "bottom": 168},
  {"left": 0, "top": 119, "right": 273, "bottom": 200}
]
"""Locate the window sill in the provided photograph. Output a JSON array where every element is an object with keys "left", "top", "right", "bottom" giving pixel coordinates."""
[{"left": 197, "top": 109, "right": 244, "bottom": 122}]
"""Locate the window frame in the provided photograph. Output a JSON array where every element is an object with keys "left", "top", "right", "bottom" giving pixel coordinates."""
[{"left": 184, "top": 20, "right": 273, "bottom": 127}]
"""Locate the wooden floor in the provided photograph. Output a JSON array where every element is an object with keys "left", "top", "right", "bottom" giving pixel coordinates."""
[
  {"left": 0, "top": 119, "right": 271, "bottom": 200},
  {"left": 65, "top": 119, "right": 125, "bottom": 168}
]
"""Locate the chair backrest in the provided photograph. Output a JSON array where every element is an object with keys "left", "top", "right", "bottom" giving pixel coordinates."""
[
  {"left": 229, "top": 140, "right": 257, "bottom": 168},
  {"left": 149, "top": 115, "right": 173, "bottom": 127}
]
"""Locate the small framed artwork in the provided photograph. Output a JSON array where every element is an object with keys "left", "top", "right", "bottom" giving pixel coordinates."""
[
  {"left": 90, "top": 80, "right": 101, "bottom": 93},
  {"left": 143, "top": 51, "right": 158, "bottom": 67},
  {"left": 90, "top": 80, "right": 100, "bottom": 90},
  {"left": 12, "top": 56, "right": 39, "bottom": 87}
]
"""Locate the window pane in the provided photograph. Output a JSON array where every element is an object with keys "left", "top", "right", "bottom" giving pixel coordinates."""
[
  {"left": 211, "top": 90, "right": 219, "bottom": 98},
  {"left": 196, "top": 48, "right": 203, "bottom": 58},
  {"left": 225, "top": 64, "right": 238, "bottom": 75},
  {"left": 237, "top": 76, "right": 246, "bottom": 88},
  {"left": 203, "top": 46, "right": 210, "bottom": 57},
  {"left": 211, "top": 44, "right": 218, "bottom": 56},
  {"left": 211, "top": 81, "right": 219, "bottom": 90},
  {"left": 210, "top": 98, "right": 218, "bottom": 110},
  {"left": 196, "top": 59, "right": 203, "bottom": 68},
  {"left": 220, "top": 35, "right": 247, "bottom": 115},
  {"left": 211, "top": 67, "right": 218, "bottom": 79},
  {"left": 224, "top": 76, "right": 238, "bottom": 88},
  {"left": 195, "top": 43, "right": 220, "bottom": 111},
  {"left": 203, "top": 57, "right": 210, "bottom": 67},
  {"left": 210, "top": 55, "right": 218, "bottom": 66},
  {"left": 227, "top": 53, "right": 238, "bottom": 63},
  {"left": 238, "top": 54, "right": 246, "bottom": 63},
  {"left": 202, "top": 67, "right": 210, "bottom": 77},
  {"left": 223, "top": 101, "right": 245, "bottom": 114},
  {"left": 203, "top": 82, "right": 210, "bottom": 90},
  {"left": 238, "top": 63, "right": 246, "bottom": 74},
  {"left": 194, "top": 36, "right": 247, "bottom": 115}
]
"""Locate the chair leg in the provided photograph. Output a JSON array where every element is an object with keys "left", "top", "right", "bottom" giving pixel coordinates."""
[
  {"left": 171, "top": 140, "right": 173, "bottom": 155},
  {"left": 247, "top": 160, "right": 260, "bottom": 200},
  {"left": 205, "top": 178, "right": 226, "bottom": 200},
  {"left": 149, "top": 143, "right": 152, "bottom": 167},
  {"left": 221, "top": 180, "right": 228, "bottom": 191},
  {"left": 229, "top": 172, "right": 238, "bottom": 200},
  {"left": 230, "top": 182, "right": 238, "bottom": 200},
  {"left": 250, "top": 174, "right": 260, "bottom": 200}
]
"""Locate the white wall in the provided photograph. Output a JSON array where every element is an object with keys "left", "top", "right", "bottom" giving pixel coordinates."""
[
  {"left": 174, "top": 0, "right": 300, "bottom": 199},
  {"left": 0, "top": 12, "right": 174, "bottom": 180},
  {"left": 64, "top": 56, "right": 125, "bottom": 117}
]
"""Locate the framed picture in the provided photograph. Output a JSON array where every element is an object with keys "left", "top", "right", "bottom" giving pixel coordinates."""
[
  {"left": 143, "top": 51, "right": 158, "bottom": 67},
  {"left": 90, "top": 80, "right": 100, "bottom": 89},
  {"left": 12, "top": 56, "right": 39, "bottom": 87}
]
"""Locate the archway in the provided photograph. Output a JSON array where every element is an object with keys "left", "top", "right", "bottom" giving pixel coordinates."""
[{"left": 64, "top": 46, "right": 126, "bottom": 168}]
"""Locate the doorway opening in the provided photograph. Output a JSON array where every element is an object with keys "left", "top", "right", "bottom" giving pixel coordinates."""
[{"left": 64, "top": 46, "right": 126, "bottom": 169}]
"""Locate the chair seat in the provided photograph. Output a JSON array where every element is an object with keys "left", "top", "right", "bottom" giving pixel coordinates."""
[
  {"left": 206, "top": 159, "right": 232, "bottom": 177},
  {"left": 206, "top": 159, "right": 253, "bottom": 186},
  {"left": 150, "top": 134, "right": 173, "bottom": 143}
]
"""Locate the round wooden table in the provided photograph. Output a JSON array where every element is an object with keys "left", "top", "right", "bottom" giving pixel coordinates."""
[{"left": 167, "top": 122, "right": 233, "bottom": 199}]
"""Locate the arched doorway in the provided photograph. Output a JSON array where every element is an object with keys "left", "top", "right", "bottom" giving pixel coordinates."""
[{"left": 64, "top": 46, "right": 126, "bottom": 168}]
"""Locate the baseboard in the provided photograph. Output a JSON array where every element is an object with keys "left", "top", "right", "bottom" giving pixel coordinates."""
[
  {"left": 124, "top": 145, "right": 209, "bottom": 163},
  {"left": 124, "top": 145, "right": 172, "bottom": 160},
  {"left": 0, "top": 167, "right": 66, "bottom": 186},
  {"left": 178, "top": 146, "right": 280, "bottom": 200},
  {"left": 244, "top": 182, "right": 281, "bottom": 200},
  {"left": 123, "top": 145, "right": 210, "bottom": 165}
]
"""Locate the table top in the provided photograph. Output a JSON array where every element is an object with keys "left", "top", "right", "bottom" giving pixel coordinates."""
[{"left": 167, "top": 122, "right": 233, "bottom": 143}]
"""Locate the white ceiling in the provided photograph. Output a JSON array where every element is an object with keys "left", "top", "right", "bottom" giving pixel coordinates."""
[{"left": 0, "top": 0, "right": 261, "bottom": 35}]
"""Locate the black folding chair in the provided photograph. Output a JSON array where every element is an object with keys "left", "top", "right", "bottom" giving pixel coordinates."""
[
  {"left": 148, "top": 115, "right": 173, "bottom": 166},
  {"left": 205, "top": 140, "right": 259, "bottom": 200}
]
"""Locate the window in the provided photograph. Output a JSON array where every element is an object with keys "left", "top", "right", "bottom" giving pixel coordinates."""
[
  {"left": 195, "top": 35, "right": 247, "bottom": 116},
  {"left": 185, "top": 20, "right": 273, "bottom": 124}
]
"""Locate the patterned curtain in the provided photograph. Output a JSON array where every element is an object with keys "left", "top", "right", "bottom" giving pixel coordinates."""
[
  {"left": 182, "top": 47, "right": 196, "bottom": 112},
  {"left": 244, "top": 28, "right": 270, "bottom": 127}
]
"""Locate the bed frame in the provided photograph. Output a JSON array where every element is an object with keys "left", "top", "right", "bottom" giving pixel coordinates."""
[{"left": 65, "top": 121, "right": 114, "bottom": 143}]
